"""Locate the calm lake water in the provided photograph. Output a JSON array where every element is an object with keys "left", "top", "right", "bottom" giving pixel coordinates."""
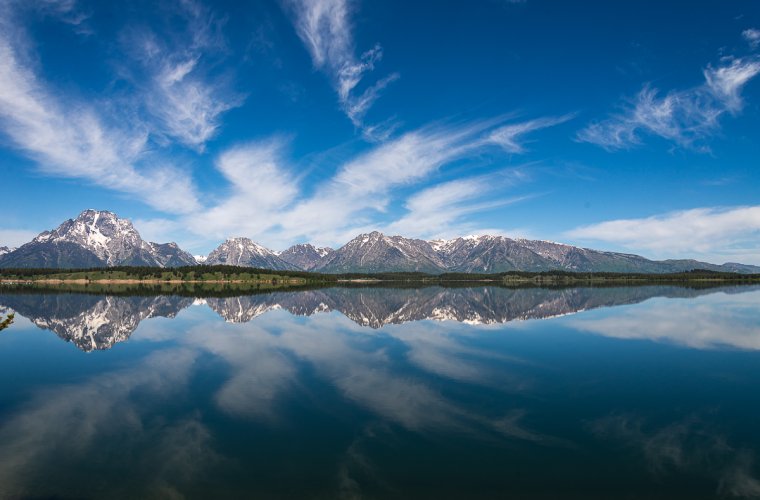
[{"left": 1, "top": 285, "right": 759, "bottom": 499}]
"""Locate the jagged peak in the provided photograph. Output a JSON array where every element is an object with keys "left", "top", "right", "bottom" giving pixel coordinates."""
[
  {"left": 77, "top": 208, "right": 118, "bottom": 217},
  {"left": 286, "top": 242, "right": 316, "bottom": 250},
  {"left": 352, "top": 231, "right": 430, "bottom": 244},
  {"left": 224, "top": 236, "right": 252, "bottom": 243},
  {"left": 348, "top": 231, "right": 387, "bottom": 246},
  {"left": 516, "top": 237, "right": 573, "bottom": 247},
  {"left": 283, "top": 242, "right": 334, "bottom": 253},
  {"left": 72, "top": 209, "right": 126, "bottom": 227},
  {"left": 213, "top": 237, "right": 277, "bottom": 256}
]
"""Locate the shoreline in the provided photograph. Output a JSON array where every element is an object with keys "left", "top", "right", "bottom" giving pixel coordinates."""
[
  {"left": 0, "top": 278, "right": 308, "bottom": 285},
  {"left": 1, "top": 276, "right": 757, "bottom": 285}
]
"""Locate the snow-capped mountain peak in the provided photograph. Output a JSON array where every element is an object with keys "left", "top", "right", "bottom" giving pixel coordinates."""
[
  {"left": 278, "top": 243, "right": 335, "bottom": 270},
  {"left": 313, "top": 231, "right": 447, "bottom": 273},
  {"left": 205, "top": 237, "right": 298, "bottom": 270},
  {"left": 32, "top": 209, "right": 145, "bottom": 264},
  {"left": 0, "top": 209, "right": 196, "bottom": 268}
]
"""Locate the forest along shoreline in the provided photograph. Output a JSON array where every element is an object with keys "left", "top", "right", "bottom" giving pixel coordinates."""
[{"left": 1, "top": 265, "right": 759, "bottom": 287}]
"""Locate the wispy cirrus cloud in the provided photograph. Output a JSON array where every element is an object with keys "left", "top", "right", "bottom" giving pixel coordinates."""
[
  {"left": 187, "top": 122, "right": 494, "bottom": 245},
  {"left": 183, "top": 115, "right": 564, "bottom": 248},
  {"left": 565, "top": 205, "right": 760, "bottom": 264},
  {"left": 383, "top": 172, "right": 534, "bottom": 239},
  {"left": 0, "top": 6, "right": 200, "bottom": 213},
  {"left": 0, "top": 0, "right": 248, "bottom": 215},
  {"left": 190, "top": 139, "right": 300, "bottom": 238},
  {"left": 577, "top": 56, "right": 760, "bottom": 151},
  {"left": 743, "top": 28, "right": 760, "bottom": 50},
  {"left": 486, "top": 114, "right": 574, "bottom": 153},
  {"left": 283, "top": 0, "right": 399, "bottom": 139},
  {"left": 119, "top": 0, "right": 242, "bottom": 150}
]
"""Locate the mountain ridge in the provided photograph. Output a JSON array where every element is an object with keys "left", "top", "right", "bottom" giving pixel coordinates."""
[
  {"left": 0, "top": 210, "right": 195, "bottom": 268},
  {"left": 1, "top": 210, "right": 758, "bottom": 274},
  {"left": 205, "top": 237, "right": 298, "bottom": 270}
]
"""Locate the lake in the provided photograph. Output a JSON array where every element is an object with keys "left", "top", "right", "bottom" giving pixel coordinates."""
[{"left": 1, "top": 284, "right": 759, "bottom": 499}]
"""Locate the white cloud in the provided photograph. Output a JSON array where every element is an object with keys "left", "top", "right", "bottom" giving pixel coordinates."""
[
  {"left": 577, "top": 57, "right": 760, "bottom": 151},
  {"left": 0, "top": 35, "right": 200, "bottom": 213},
  {"left": 189, "top": 123, "right": 490, "bottom": 246},
  {"left": 487, "top": 115, "right": 574, "bottom": 153},
  {"left": 189, "top": 139, "right": 300, "bottom": 240},
  {"left": 25, "top": 0, "right": 92, "bottom": 32},
  {"left": 0, "top": 1, "right": 205, "bottom": 214},
  {"left": 565, "top": 205, "right": 760, "bottom": 265},
  {"left": 704, "top": 58, "right": 760, "bottom": 112},
  {"left": 120, "top": 1, "right": 242, "bottom": 150},
  {"left": 262, "top": 121, "right": 536, "bottom": 245},
  {"left": 345, "top": 72, "right": 400, "bottom": 133},
  {"left": 383, "top": 172, "right": 534, "bottom": 239},
  {"left": 743, "top": 28, "right": 760, "bottom": 49},
  {"left": 283, "top": 0, "right": 398, "bottom": 136},
  {"left": 184, "top": 116, "right": 562, "bottom": 250}
]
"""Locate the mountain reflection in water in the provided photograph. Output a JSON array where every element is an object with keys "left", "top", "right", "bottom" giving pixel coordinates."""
[
  {"left": 0, "top": 285, "right": 760, "bottom": 498},
  {"left": 1, "top": 285, "right": 756, "bottom": 351}
]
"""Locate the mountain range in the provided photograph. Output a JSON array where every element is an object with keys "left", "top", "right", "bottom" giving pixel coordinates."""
[{"left": 1, "top": 209, "right": 758, "bottom": 274}]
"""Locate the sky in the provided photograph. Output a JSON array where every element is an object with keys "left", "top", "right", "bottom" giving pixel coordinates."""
[{"left": 0, "top": 0, "right": 759, "bottom": 264}]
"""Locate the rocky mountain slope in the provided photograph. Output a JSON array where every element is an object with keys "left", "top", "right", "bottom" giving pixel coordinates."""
[
  {"left": 310, "top": 232, "right": 760, "bottom": 274},
  {"left": 278, "top": 244, "right": 334, "bottom": 270},
  {"left": 314, "top": 231, "right": 446, "bottom": 273},
  {"left": 0, "top": 210, "right": 196, "bottom": 268},
  {"left": 205, "top": 237, "right": 298, "bottom": 270}
]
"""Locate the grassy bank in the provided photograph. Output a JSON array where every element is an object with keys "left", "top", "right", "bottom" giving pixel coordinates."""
[
  {"left": 1, "top": 265, "right": 758, "bottom": 286},
  {"left": 0, "top": 265, "right": 328, "bottom": 285},
  {"left": 497, "top": 269, "right": 760, "bottom": 285}
]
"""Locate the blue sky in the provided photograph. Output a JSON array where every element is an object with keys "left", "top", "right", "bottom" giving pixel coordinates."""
[{"left": 1, "top": 0, "right": 759, "bottom": 264}]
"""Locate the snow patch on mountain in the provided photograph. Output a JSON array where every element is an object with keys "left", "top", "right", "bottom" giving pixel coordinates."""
[
  {"left": 0, "top": 209, "right": 196, "bottom": 268},
  {"left": 205, "top": 237, "right": 298, "bottom": 270}
]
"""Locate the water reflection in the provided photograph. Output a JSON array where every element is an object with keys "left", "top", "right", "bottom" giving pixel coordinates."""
[
  {"left": 0, "top": 285, "right": 759, "bottom": 498},
  {"left": 0, "top": 293, "right": 193, "bottom": 351},
  {"left": 0, "top": 348, "right": 216, "bottom": 498},
  {"left": 1, "top": 284, "right": 756, "bottom": 351},
  {"left": 569, "top": 290, "right": 760, "bottom": 349},
  {"left": 590, "top": 414, "right": 760, "bottom": 498}
]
